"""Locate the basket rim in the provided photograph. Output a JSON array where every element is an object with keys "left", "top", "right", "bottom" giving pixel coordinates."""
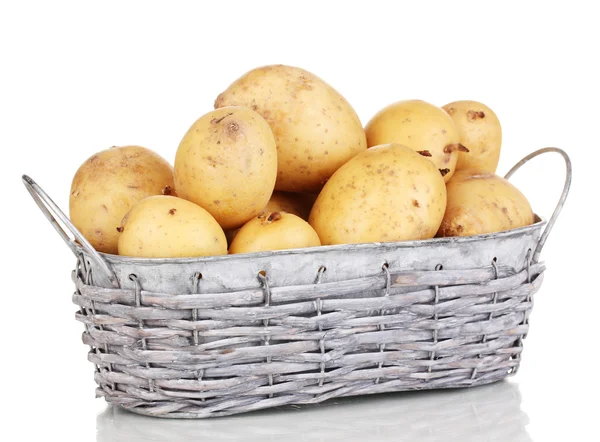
[{"left": 76, "top": 215, "right": 546, "bottom": 266}]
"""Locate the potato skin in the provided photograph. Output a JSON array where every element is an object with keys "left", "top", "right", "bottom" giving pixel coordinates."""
[
  {"left": 309, "top": 144, "right": 447, "bottom": 245},
  {"left": 117, "top": 196, "right": 227, "bottom": 258},
  {"left": 214, "top": 64, "right": 367, "bottom": 193},
  {"left": 174, "top": 106, "right": 277, "bottom": 230},
  {"left": 437, "top": 170, "right": 534, "bottom": 237},
  {"left": 229, "top": 211, "right": 321, "bottom": 254},
  {"left": 365, "top": 100, "right": 462, "bottom": 182},
  {"left": 443, "top": 101, "right": 502, "bottom": 173},
  {"left": 69, "top": 145, "right": 175, "bottom": 254}
]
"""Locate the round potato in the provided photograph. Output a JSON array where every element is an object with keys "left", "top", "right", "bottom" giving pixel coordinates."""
[
  {"left": 224, "top": 191, "right": 316, "bottom": 245},
  {"left": 365, "top": 100, "right": 465, "bottom": 182},
  {"left": 174, "top": 106, "right": 277, "bottom": 230},
  {"left": 214, "top": 64, "right": 367, "bottom": 192},
  {"left": 264, "top": 191, "right": 314, "bottom": 220},
  {"left": 229, "top": 212, "right": 321, "bottom": 254},
  {"left": 117, "top": 196, "right": 227, "bottom": 258},
  {"left": 443, "top": 101, "right": 502, "bottom": 173},
  {"left": 437, "top": 170, "right": 534, "bottom": 237},
  {"left": 69, "top": 145, "right": 175, "bottom": 254},
  {"left": 309, "top": 144, "right": 447, "bottom": 245}
]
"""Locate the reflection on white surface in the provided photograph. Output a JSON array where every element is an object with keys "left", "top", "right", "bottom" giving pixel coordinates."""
[{"left": 96, "top": 380, "right": 530, "bottom": 442}]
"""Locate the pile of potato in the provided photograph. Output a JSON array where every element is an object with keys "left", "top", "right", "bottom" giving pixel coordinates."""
[{"left": 69, "top": 65, "right": 534, "bottom": 258}]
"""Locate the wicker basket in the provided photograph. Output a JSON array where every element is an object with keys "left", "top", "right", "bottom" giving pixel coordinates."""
[{"left": 23, "top": 147, "right": 571, "bottom": 418}]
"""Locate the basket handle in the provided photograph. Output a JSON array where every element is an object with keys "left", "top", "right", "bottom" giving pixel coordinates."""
[
  {"left": 22, "top": 175, "right": 120, "bottom": 288},
  {"left": 504, "top": 147, "right": 572, "bottom": 262}
]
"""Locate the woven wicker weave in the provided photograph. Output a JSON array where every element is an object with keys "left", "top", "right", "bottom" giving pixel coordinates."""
[{"left": 23, "top": 148, "right": 571, "bottom": 418}]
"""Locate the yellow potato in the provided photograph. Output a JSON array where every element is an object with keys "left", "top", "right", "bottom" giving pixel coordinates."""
[
  {"left": 215, "top": 64, "right": 367, "bottom": 192},
  {"left": 117, "top": 196, "right": 227, "bottom": 258},
  {"left": 309, "top": 144, "right": 447, "bottom": 245},
  {"left": 225, "top": 191, "right": 316, "bottom": 245},
  {"left": 174, "top": 106, "right": 277, "bottom": 230},
  {"left": 443, "top": 101, "right": 502, "bottom": 173},
  {"left": 229, "top": 211, "right": 321, "bottom": 254},
  {"left": 264, "top": 191, "right": 314, "bottom": 220},
  {"left": 69, "top": 145, "right": 175, "bottom": 254},
  {"left": 437, "top": 170, "right": 534, "bottom": 237},
  {"left": 365, "top": 100, "right": 464, "bottom": 182}
]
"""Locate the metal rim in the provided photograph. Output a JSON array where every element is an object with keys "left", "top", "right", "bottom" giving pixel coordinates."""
[{"left": 96, "top": 216, "right": 547, "bottom": 265}]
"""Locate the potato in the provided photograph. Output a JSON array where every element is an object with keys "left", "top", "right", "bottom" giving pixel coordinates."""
[
  {"left": 229, "top": 211, "right": 321, "bottom": 254},
  {"left": 225, "top": 191, "right": 316, "bottom": 245},
  {"left": 309, "top": 144, "right": 447, "bottom": 245},
  {"left": 69, "top": 145, "right": 175, "bottom": 254},
  {"left": 117, "top": 196, "right": 227, "bottom": 258},
  {"left": 437, "top": 170, "right": 534, "bottom": 237},
  {"left": 214, "top": 64, "right": 367, "bottom": 192},
  {"left": 443, "top": 101, "right": 502, "bottom": 173},
  {"left": 264, "top": 191, "right": 314, "bottom": 220},
  {"left": 174, "top": 106, "right": 277, "bottom": 230},
  {"left": 365, "top": 100, "right": 464, "bottom": 182}
]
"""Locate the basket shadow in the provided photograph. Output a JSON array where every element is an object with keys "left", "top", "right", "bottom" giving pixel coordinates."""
[{"left": 96, "top": 379, "right": 531, "bottom": 442}]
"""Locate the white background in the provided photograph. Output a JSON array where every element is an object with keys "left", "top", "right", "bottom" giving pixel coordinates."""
[{"left": 1, "top": 1, "right": 598, "bottom": 441}]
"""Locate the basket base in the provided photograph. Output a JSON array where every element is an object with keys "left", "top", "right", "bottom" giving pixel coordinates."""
[{"left": 104, "top": 369, "right": 515, "bottom": 419}]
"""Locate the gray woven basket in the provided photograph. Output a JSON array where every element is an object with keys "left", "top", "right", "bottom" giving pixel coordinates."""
[{"left": 23, "top": 147, "right": 571, "bottom": 418}]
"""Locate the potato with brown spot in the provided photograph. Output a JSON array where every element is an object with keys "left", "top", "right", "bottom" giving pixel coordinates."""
[
  {"left": 229, "top": 211, "right": 321, "bottom": 254},
  {"left": 224, "top": 191, "right": 317, "bottom": 245},
  {"left": 69, "top": 145, "right": 175, "bottom": 254},
  {"left": 309, "top": 144, "right": 447, "bottom": 245},
  {"left": 443, "top": 100, "right": 502, "bottom": 173},
  {"left": 117, "top": 196, "right": 227, "bottom": 258},
  {"left": 174, "top": 106, "right": 277, "bottom": 230},
  {"left": 365, "top": 100, "right": 463, "bottom": 182},
  {"left": 437, "top": 169, "right": 534, "bottom": 237},
  {"left": 263, "top": 191, "right": 316, "bottom": 221},
  {"left": 214, "top": 65, "right": 367, "bottom": 192}
]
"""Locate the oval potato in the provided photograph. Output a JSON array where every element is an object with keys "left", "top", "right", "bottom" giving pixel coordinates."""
[
  {"left": 69, "top": 145, "right": 175, "bottom": 254},
  {"left": 174, "top": 106, "right": 277, "bottom": 230},
  {"left": 309, "top": 144, "right": 447, "bottom": 245},
  {"left": 443, "top": 100, "right": 502, "bottom": 173},
  {"left": 117, "top": 196, "right": 227, "bottom": 258},
  {"left": 229, "top": 211, "right": 321, "bottom": 254},
  {"left": 215, "top": 64, "right": 367, "bottom": 192},
  {"left": 438, "top": 170, "right": 534, "bottom": 237},
  {"left": 365, "top": 100, "right": 464, "bottom": 182}
]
